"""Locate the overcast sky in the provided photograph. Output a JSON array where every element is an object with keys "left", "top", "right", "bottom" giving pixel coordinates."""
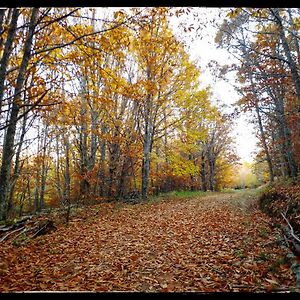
[{"left": 189, "top": 39, "right": 258, "bottom": 163}]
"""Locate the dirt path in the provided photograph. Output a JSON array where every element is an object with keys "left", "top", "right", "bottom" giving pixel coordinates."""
[{"left": 0, "top": 190, "right": 297, "bottom": 292}]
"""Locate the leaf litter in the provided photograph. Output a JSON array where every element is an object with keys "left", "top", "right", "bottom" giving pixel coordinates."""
[{"left": 0, "top": 191, "right": 298, "bottom": 292}]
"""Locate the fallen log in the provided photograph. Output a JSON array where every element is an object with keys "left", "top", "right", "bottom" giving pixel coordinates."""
[
  {"left": 0, "top": 218, "right": 56, "bottom": 244},
  {"left": 0, "top": 215, "right": 33, "bottom": 233},
  {"left": 31, "top": 220, "right": 56, "bottom": 238},
  {"left": 0, "top": 225, "right": 15, "bottom": 232}
]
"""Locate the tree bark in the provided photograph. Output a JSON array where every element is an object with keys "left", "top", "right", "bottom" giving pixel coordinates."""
[
  {"left": 39, "top": 123, "right": 49, "bottom": 210},
  {"left": 0, "top": 8, "right": 38, "bottom": 220},
  {"left": 62, "top": 132, "right": 71, "bottom": 223},
  {"left": 141, "top": 94, "right": 153, "bottom": 200},
  {"left": 0, "top": 9, "right": 8, "bottom": 50},
  {"left": 7, "top": 111, "right": 27, "bottom": 217},
  {"left": 254, "top": 100, "right": 275, "bottom": 182},
  {"left": 207, "top": 148, "right": 215, "bottom": 191},
  {"left": 200, "top": 150, "right": 207, "bottom": 192},
  {"left": 271, "top": 8, "right": 300, "bottom": 115},
  {"left": 98, "top": 123, "right": 107, "bottom": 197},
  {"left": 0, "top": 8, "right": 19, "bottom": 114}
]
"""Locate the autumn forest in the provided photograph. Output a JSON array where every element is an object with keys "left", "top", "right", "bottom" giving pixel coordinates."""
[{"left": 0, "top": 7, "right": 300, "bottom": 292}]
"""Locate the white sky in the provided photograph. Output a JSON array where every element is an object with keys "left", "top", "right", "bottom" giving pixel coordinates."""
[{"left": 190, "top": 45, "right": 257, "bottom": 163}]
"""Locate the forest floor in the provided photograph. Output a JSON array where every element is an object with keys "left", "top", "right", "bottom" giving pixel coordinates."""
[{"left": 0, "top": 189, "right": 299, "bottom": 292}]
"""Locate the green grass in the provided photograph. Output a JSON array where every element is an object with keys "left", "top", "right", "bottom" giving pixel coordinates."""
[
  {"left": 146, "top": 188, "right": 261, "bottom": 209},
  {"left": 150, "top": 188, "right": 257, "bottom": 201},
  {"left": 149, "top": 189, "right": 219, "bottom": 202},
  {"left": 162, "top": 190, "right": 215, "bottom": 199},
  {"left": 170, "top": 190, "right": 209, "bottom": 198}
]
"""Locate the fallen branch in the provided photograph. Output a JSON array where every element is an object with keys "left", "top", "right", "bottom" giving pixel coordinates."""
[
  {"left": 281, "top": 212, "right": 300, "bottom": 244},
  {"left": 0, "top": 225, "right": 14, "bottom": 232},
  {"left": 0, "top": 216, "right": 32, "bottom": 233},
  {"left": 0, "top": 226, "right": 25, "bottom": 243},
  {"left": 31, "top": 220, "right": 56, "bottom": 238},
  {"left": 11, "top": 227, "right": 30, "bottom": 242}
]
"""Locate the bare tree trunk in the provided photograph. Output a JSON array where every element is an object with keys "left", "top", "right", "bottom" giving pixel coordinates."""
[
  {"left": 34, "top": 123, "right": 41, "bottom": 213},
  {"left": 142, "top": 94, "right": 153, "bottom": 200},
  {"left": 0, "top": 8, "right": 38, "bottom": 220},
  {"left": 200, "top": 150, "right": 207, "bottom": 192},
  {"left": 254, "top": 101, "right": 275, "bottom": 182},
  {"left": 108, "top": 139, "right": 120, "bottom": 198},
  {"left": 271, "top": 8, "right": 300, "bottom": 115},
  {"left": 79, "top": 98, "right": 89, "bottom": 198},
  {"left": 34, "top": 168, "right": 40, "bottom": 213},
  {"left": 7, "top": 111, "right": 27, "bottom": 217},
  {"left": 55, "top": 132, "right": 63, "bottom": 202},
  {"left": 117, "top": 155, "right": 131, "bottom": 199},
  {"left": 247, "top": 69, "right": 275, "bottom": 183},
  {"left": 39, "top": 123, "right": 49, "bottom": 210},
  {"left": 62, "top": 132, "right": 71, "bottom": 223},
  {"left": 89, "top": 109, "right": 98, "bottom": 170},
  {"left": 287, "top": 8, "right": 300, "bottom": 65},
  {"left": 275, "top": 91, "right": 297, "bottom": 178},
  {"left": 98, "top": 124, "right": 107, "bottom": 197},
  {"left": 26, "top": 170, "right": 32, "bottom": 211},
  {"left": 0, "top": 9, "right": 7, "bottom": 48},
  {"left": 0, "top": 8, "right": 19, "bottom": 114},
  {"left": 207, "top": 148, "right": 215, "bottom": 191}
]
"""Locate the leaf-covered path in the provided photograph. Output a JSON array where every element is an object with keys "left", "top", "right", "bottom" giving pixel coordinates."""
[{"left": 0, "top": 190, "right": 297, "bottom": 292}]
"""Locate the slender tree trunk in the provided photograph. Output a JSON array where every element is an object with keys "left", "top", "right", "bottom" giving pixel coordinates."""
[
  {"left": 247, "top": 70, "right": 275, "bottom": 183},
  {"left": 163, "top": 109, "right": 171, "bottom": 193},
  {"left": 200, "top": 150, "right": 207, "bottom": 192},
  {"left": 275, "top": 92, "right": 297, "bottom": 178},
  {"left": 0, "top": 8, "right": 19, "bottom": 114},
  {"left": 142, "top": 94, "right": 153, "bottom": 200},
  {"left": 39, "top": 124, "right": 49, "bottom": 210},
  {"left": 108, "top": 144, "right": 118, "bottom": 198},
  {"left": 7, "top": 112, "right": 27, "bottom": 217},
  {"left": 26, "top": 172, "right": 32, "bottom": 211},
  {"left": 89, "top": 109, "right": 98, "bottom": 170},
  {"left": 34, "top": 168, "right": 40, "bottom": 213},
  {"left": 98, "top": 124, "right": 107, "bottom": 197},
  {"left": 254, "top": 101, "right": 275, "bottom": 182},
  {"left": 34, "top": 123, "right": 41, "bottom": 213},
  {"left": 0, "top": 8, "right": 38, "bottom": 220},
  {"left": 55, "top": 132, "right": 63, "bottom": 202},
  {"left": 287, "top": 8, "right": 300, "bottom": 65},
  {"left": 79, "top": 101, "right": 89, "bottom": 198},
  {"left": 263, "top": 63, "right": 297, "bottom": 179},
  {"left": 271, "top": 8, "right": 300, "bottom": 114},
  {"left": 63, "top": 132, "right": 71, "bottom": 223},
  {"left": 117, "top": 155, "right": 132, "bottom": 199},
  {"left": 0, "top": 9, "right": 7, "bottom": 48},
  {"left": 207, "top": 149, "right": 215, "bottom": 191},
  {"left": 155, "top": 146, "right": 160, "bottom": 196}
]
